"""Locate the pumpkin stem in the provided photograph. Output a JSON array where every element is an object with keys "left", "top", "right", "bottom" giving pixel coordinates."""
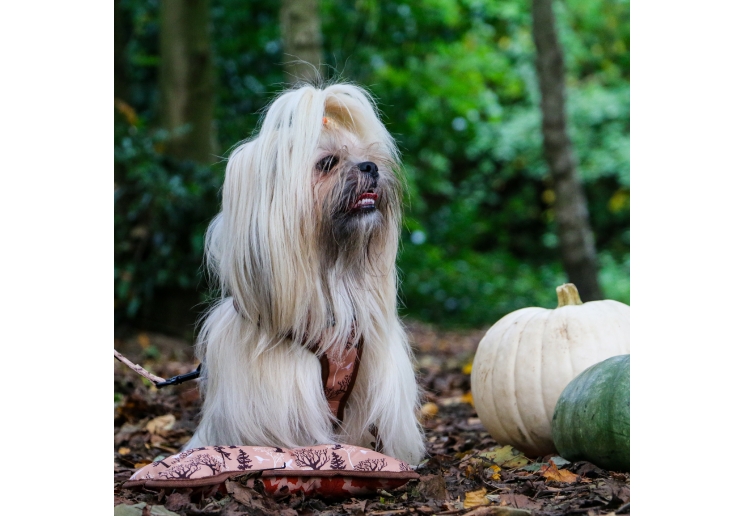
[{"left": 556, "top": 283, "right": 583, "bottom": 307}]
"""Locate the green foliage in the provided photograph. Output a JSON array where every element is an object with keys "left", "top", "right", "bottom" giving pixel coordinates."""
[
  {"left": 321, "top": 0, "right": 629, "bottom": 326},
  {"left": 115, "top": 0, "right": 629, "bottom": 329},
  {"left": 114, "top": 109, "right": 222, "bottom": 320},
  {"left": 398, "top": 234, "right": 567, "bottom": 327}
]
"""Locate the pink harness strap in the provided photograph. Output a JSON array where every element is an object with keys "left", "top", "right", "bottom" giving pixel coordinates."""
[
  {"left": 310, "top": 333, "right": 364, "bottom": 426},
  {"left": 232, "top": 299, "right": 363, "bottom": 425}
]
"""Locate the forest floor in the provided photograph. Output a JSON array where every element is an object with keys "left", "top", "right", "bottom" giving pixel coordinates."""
[{"left": 114, "top": 321, "right": 630, "bottom": 516}]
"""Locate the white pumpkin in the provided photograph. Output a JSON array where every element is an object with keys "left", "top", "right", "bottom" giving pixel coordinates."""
[{"left": 470, "top": 283, "right": 630, "bottom": 457}]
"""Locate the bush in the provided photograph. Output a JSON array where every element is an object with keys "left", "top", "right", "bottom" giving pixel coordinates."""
[{"left": 114, "top": 107, "right": 222, "bottom": 322}]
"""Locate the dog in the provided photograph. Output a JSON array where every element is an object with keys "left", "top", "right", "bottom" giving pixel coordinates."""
[{"left": 185, "top": 83, "right": 426, "bottom": 465}]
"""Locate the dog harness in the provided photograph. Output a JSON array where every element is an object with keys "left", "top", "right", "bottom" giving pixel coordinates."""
[
  {"left": 151, "top": 299, "right": 379, "bottom": 450},
  {"left": 231, "top": 299, "right": 364, "bottom": 427},
  {"left": 308, "top": 333, "right": 363, "bottom": 427}
]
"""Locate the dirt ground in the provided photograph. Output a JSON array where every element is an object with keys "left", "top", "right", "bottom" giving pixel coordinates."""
[{"left": 114, "top": 321, "right": 629, "bottom": 515}]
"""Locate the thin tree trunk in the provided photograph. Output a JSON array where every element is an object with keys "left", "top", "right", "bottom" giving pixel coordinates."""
[
  {"left": 153, "top": 0, "right": 215, "bottom": 336},
  {"left": 531, "top": 0, "right": 603, "bottom": 301},
  {"left": 280, "top": 0, "right": 323, "bottom": 85},
  {"left": 159, "top": 0, "right": 216, "bottom": 163}
]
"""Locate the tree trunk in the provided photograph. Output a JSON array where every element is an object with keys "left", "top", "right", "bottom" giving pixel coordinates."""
[
  {"left": 154, "top": 0, "right": 215, "bottom": 336},
  {"left": 159, "top": 0, "right": 216, "bottom": 163},
  {"left": 280, "top": 0, "right": 323, "bottom": 85},
  {"left": 531, "top": 0, "right": 603, "bottom": 301}
]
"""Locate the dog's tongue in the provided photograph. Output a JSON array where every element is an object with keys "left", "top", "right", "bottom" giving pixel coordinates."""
[{"left": 353, "top": 192, "right": 378, "bottom": 209}]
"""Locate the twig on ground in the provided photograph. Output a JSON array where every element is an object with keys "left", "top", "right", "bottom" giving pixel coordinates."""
[{"left": 114, "top": 349, "right": 165, "bottom": 384}]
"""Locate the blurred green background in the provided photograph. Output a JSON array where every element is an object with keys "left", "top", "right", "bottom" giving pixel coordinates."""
[{"left": 114, "top": 0, "right": 629, "bottom": 337}]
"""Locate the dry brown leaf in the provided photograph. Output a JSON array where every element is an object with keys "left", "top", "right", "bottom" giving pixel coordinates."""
[
  {"left": 342, "top": 499, "right": 367, "bottom": 514},
  {"left": 464, "top": 488, "right": 491, "bottom": 509},
  {"left": 146, "top": 414, "right": 176, "bottom": 436},
  {"left": 164, "top": 491, "right": 192, "bottom": 512},
  {"left": 418, "top": 474, "right": 447, "bottom": 500},
  {"left": 118, "top": 447, "right": 131, "bottom": 455},
  {"left": 499, "top": 493, "right": 543, "bottom": 510},
  {"left": 539, "top": 460, "right": 579, "bottom": 483}
]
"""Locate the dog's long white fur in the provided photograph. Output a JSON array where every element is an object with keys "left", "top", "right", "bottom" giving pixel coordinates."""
[{"left": 186, "top": 84, "right": 426, "bottom": 465}]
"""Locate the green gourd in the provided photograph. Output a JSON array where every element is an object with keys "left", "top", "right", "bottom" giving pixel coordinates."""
[{"left": 551, "top": 354, "right": 630, "bottom": 472}]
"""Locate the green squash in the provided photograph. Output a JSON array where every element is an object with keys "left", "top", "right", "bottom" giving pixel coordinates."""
[{"left": 551, "top": 354, "right": 630, "bottom": 471}]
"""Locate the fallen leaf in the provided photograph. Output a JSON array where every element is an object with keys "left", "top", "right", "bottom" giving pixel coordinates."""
[
  {"left": 500, "top": 493, "right": 543, "bottom": 510},
  {"left": 573, "top": 460, "right": 608, "bottom": 478},
  {"left": 489, "top": 465, "right": 501, "bottom": 481},
  {"left": 342, "top": 499, "right": 367, "bottom": 514},
  {"left": 476, "top": 445, "right": 529, "bottom": 468},
  {"left": 464, "top": 488, "right": 491, "bottom": 509},
  {"left": 150, "top": 506, "right": 180, "bottom": 516},
  {"left": 519, "top": 462, "right": 546, "bottom": 472},
  {"left": 114, "top": 422, "right": 145, "bottom": 445},
  {"left": 445, "top": 501, "right": 465, "bottom": 511},
  {"left": 226, "top": 480, "right": 268, "bottom": 510},
  {"left": 114, "top": 503, "right": 146, "bottom": 516},
  {"left": 118, "top": 447, "right": 131, "bottom": 455},
  {"left": 462, "top": 361, "right": 473, "bottom": 375},
  {"left": 539, "top": 460, "right": 579, "bottom": 483},
  {"left": 418, "top": 474, "right": 447, "bottom": 500},
  {"left": 165, "top": 492, "right": 192, "bottom": 512},
  {"left": 548, "top": 455, "right": 571, "bottom": 467},
  {"left": 420, "top": 402, "right": 439, "bottom": 419},
  {"left": 145, "top": 414, "right": 176, "bottom": 436}
]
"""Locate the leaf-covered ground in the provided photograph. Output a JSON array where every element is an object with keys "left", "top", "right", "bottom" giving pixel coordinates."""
[{"left": 114, "top": 322, "right": 630, "bottom": 515}]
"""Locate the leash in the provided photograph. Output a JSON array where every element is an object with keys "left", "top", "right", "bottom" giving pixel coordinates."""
[{"left": 114, "top": 299, "right": 364, "bottom": 423}]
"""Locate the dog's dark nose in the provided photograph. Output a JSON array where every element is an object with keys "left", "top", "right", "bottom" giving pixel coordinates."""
[{"left": 357, "top": 161, "right": 379, "bottom": 180}]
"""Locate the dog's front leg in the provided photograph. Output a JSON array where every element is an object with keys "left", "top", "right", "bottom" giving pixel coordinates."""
[{"left": 186, "top": 299, "right": 337, "bottom": 450}]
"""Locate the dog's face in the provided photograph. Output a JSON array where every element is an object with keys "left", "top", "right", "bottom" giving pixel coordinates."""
[
  {"left": 212, "top": 84, "right": 403, "bottom": 337},
  {"left": 311, "top": 120, "right": 400, "bottom": 264}
]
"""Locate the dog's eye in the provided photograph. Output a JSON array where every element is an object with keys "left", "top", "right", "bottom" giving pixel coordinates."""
[{"left": 316, "top": 155, "right": 339, "bottom": 174}]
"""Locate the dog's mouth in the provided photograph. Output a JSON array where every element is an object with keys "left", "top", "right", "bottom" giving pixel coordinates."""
[{"left": 351, "top": 192, "right": 378, "bottom": 212}]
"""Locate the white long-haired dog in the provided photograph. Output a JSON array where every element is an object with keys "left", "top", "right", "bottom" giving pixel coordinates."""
[{"left": 186, "top": 83, "right": 426, "bottom": 465}]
